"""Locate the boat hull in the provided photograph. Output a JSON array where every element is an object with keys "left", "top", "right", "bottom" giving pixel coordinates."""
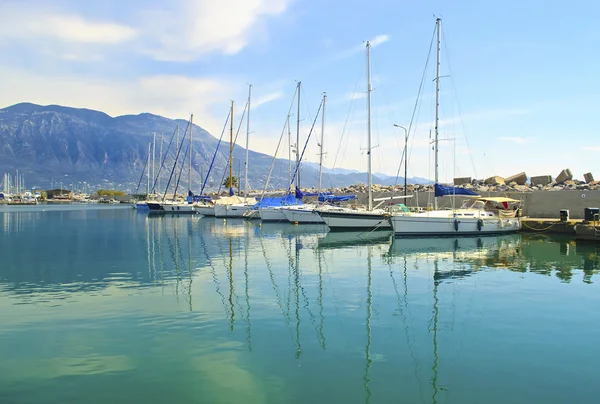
[
  {"left": 281, "top": 207, "right": 323, "bottom": 224},
  {"left": 390, "top": 215, "right": 521, "bottom": 236},
  {"left": 318, "top": 209, "right": 391, "bottom": 231},
  {"left": 258, "top": 207, "right": 287, "bottom": 222},
  {"left": 147, "top": 202, "right": 196, "bottom": 214},
  {"left": 195, "top": 205, "right": 215, "bottom": 216},
  {"left": 135, "top": 202, "right": 149, "bottom": 211},
  {"left": 214, "top": 204, "right": 250, "bottom": 218}
]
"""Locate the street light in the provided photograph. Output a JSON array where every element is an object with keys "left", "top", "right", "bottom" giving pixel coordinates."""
[{"left": 393, "top": 124, "right": 408, "bottom": 197}]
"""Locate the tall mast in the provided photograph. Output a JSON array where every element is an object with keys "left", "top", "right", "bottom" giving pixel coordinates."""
[
  {"left": 229, "top": 100, "right": 234, "bottom": 193},
  {"left": 175, "top": 125, "right": 179, "bottom": 198},
  {"left": 189, "top": 114, "right": 193, "bottom": 193},
  {"left": 245, "top": 84, "right": 252, "bottom": 201},
  {"left": 434, "top": 18, "right": 442, "bottom": 210},
  {"left": 287, "top": 114, "right": 292, "bottom": 186},
  {"left": 158, "top": 131, "right": 164, "bottom": 192},
  {"left": 152, "top": 132, "right": 156, "bottom": 195},
  {"left": 296, "top": 81, "right": 301, "bottom": 190},
  {"left": 318, "top": 93, "right": 326, "bottom": 196},
  {"left": 146, "top": 143, "right": 151, "bottom": 197},
  {"left": 366, "top": 41, "right": 373, "bottom": 211}
]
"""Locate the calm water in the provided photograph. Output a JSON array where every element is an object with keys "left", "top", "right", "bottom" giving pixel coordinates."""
[{"left": 1, "top": 205, "right": 599, "bottom": 404}]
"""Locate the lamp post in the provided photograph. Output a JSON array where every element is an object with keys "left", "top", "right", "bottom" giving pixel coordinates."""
[{"left": 394, "top": 124, "right": 408, "bottom": 197}]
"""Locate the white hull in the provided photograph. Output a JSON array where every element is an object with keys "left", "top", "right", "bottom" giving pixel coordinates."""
[
  {"left": 214, "top": 204, "right": 251, "bottom": 218},
  {"left": 195, "top": 205, "right": 215, "bottom": 216},
  {"left": 317, "top": 208, "right": 391, "bottom": 231},
  {"left": 161, "top": 203, "right": 196, "bottom": 214},
  {"left": 281, "top": 206, "right": 323, "bottom": 224},
  {"left": 390, "top": 211, "right": 521, "bottom": 236},
  {"left": 258, "top": 207, "right": 287, "bottom": 222}
]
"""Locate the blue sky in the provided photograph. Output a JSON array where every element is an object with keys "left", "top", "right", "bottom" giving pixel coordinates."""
[{"left": 0, "top": 0, "right": 599, "bottom": 182}]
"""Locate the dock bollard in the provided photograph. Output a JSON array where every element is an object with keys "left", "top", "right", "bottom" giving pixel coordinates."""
[{"left": 559, "top": 209, "right": 569, "bottom": 222}]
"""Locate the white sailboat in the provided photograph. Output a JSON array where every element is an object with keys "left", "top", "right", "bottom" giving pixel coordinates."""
[
  {"left": 390, "top": 18, "right": 521, "bottom": 236},
  {"left": 282, "top": 93, "right": 327, "bottom": 224},
  {"left": 258, "top": 82, "right": 303, "bottom": 223},
  {"left": 148, "top": 117, "right": 196, "bottom": 214},
  {"left": 214, "top": 94, "right": 257, "bottom": 218},
  {"left": 316, "top": 41, "right": 391, "bottom": 231}
]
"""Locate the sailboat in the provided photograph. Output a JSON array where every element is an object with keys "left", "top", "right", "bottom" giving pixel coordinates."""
[
  {"left": 257, "top": 82, "right": 305, "bottom": 223},
  {"left": 147, "top": 116, "right": 196, "bottom": 214},
  {"left": 282, "top": 93, "right": 329, "bottom": 224},
  {"left": 214, "top": 93, "right": 257, "bottom": 218},
  {"left": 315, "top": 41, "right": 391, "bottom": 231},
  {"left": 390, "top": 18, "right": 521, "bottom": 236},
  {"left": 214, "top": 86, "right": 257, "bottom": 218}
]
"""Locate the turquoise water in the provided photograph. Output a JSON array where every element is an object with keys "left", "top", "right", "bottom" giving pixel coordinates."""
[{"left": 1, "top": 205, "right": 599, "bottom": 404}]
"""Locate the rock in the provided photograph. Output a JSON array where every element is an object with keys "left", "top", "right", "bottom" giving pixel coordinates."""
[
  {"left": 584, "top": 172, "right": 595, "bottom": 183},
  {"left": 509, "top": 181, "right": 517, "bottom": 187},
  {"left": 485, "top": 176, "right": 505, "bottom": 185},
  {"left": 530, "top": 175, "right": 552, "bottom": 186},
  {"left": 454, "top": 177, "right": 471, "bottom": 185},
  {"left": 505, "top": 172, "right": 528, "bottom": 185},
  {"left": 555, "top": 168, "right": 573, "bottom": 184},
  {"left": 577, "top": 184, "right": 590, "bottom": 190},
  {"left": 477, "top": 185, "right": 489, "bottom": 192},
  {"left": 513, "top": 184, "right": 528, "bottom": 192}
]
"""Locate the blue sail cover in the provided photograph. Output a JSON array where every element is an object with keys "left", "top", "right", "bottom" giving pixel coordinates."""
[
  {"left": 434, "top": 183, "right": 479, "bottom": 198},
  {"left": 295, "top": 186, "right": 319, "bottom": 199},
  {"left": 318, "top": 194, "right": 357, "bottom": 203},
  {"left": 229, "top": 187, "right": 234, "bottom": 196},
  {"left": 252, "top": 193, "right": 303, "bottom": 209},
  {"left": 187, "top": 191, "right": 211, "bottom": 203}
]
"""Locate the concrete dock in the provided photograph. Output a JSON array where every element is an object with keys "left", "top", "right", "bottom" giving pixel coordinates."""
[{"left": 521, "top": 218, "right": 600, "bottom": 242}]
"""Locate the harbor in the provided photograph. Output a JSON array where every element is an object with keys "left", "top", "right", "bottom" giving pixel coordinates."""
[
  {"left": 2, "top": 3, "right": 600, "bottom": 403},
  {"left": 1, "top": 205, "right": 600, "bottom": 403}
]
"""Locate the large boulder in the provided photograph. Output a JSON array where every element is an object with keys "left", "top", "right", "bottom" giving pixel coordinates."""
[
  {"left": 485, "top": 176, "right": 505, "bottom": 185},
  {"left": 505, "top": 172, "right": 527, "bottom": 185},
  {"left": 530, "top": 175, "right": 552, "bottom": 186},
  {"left": 454, "top": 177, "right": 471, "bottom": 185},
  {"left": 584, "top": 172, "right": 595, "bottom": 184},
  {"left": 555, "top": 168, "right": 573, "bottom": 184}
]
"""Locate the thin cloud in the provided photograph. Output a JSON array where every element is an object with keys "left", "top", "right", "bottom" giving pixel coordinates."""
[
  {"left": 254, "top": 91, "right": 284, "bottom": 108},
  {"left": 582, "top": 146, "right": 600, "bottom": 151},
  {"left": 370, "top": 34, "right": 390, "bottom": 47}
]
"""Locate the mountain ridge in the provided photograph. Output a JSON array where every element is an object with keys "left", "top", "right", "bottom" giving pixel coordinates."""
[{"left": 0, "top": 102, "right": 429, "bottom": 191}]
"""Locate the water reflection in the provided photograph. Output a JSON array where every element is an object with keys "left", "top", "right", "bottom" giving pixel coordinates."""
[{"left": 1, "top": 209, "right": 600, "bottom": 403}]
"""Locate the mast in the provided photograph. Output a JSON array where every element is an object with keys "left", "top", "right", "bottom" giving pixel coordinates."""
[
  {"left": 152, "top": 132, "right": 156, "bottom": 195},
  {"left": 158, "top": 131, "right": 164, "bottom": 192},
  {"left": 146, "top": 143, "right": 151, "bottom": 197},
  {"left": 296, "top": 81, "right": 301, "bottom": 190},
  {"left": 229, "top": 100, "right": 234, "bottom": 194},
  {"left": 434, "top": 18, "right": 442, "bottom": 210},
  {"left": 245, "top": 84, "right": 252, "bottom": 201},
  {"left": 318, "top": 93, "right": 326, "bottom": 196},
  {"left": 175, "top": 125, "right": 179, "bottom": 198},
  {"left": 287, "top": 114, "right": 292, "bottom": 186},
  {"left": 189, "top": 114, "right": 193, "bottom": 193},
  {"left": 366, "top": 41, "right": 373, "bottom": 211}
]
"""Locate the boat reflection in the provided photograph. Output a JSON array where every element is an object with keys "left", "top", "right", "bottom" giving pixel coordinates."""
[{"left": 317, "top": 231, "right": 391, "bottom": 250}]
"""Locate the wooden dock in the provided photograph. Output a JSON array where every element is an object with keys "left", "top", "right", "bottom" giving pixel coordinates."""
[{"left": 521, "top": 218, "right": 600, "bottom": 242}]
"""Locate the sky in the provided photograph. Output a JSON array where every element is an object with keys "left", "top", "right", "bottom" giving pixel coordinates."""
[{"left": 0, "top": 0, "right": 599, "bottom": 183}]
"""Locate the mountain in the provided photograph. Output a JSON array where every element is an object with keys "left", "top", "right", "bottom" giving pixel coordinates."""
[{"left": 0, "top": 103, "right": 428, "bottom": 192}]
